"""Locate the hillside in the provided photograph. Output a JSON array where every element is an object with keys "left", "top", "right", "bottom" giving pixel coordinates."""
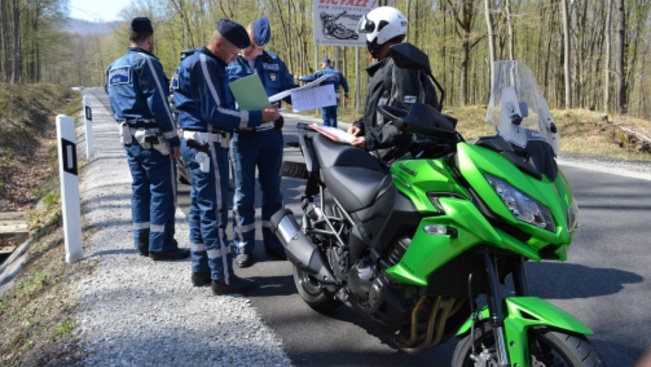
[{"left": 63, "top": 18, "right": 120, "bottom": 35}]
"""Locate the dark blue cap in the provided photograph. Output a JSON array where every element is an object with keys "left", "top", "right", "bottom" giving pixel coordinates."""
[
  {"left": 321, "top": 57, "right": 331, "bottom": 64},
  {"left": 252, "top": 16, "right": 271, "bottom": 46},
  {"left": 217, "top": 19, "right": 250, "bottom": 49},
  {"left": 130, "top": 17, "right": 153, "bottom": 33}
]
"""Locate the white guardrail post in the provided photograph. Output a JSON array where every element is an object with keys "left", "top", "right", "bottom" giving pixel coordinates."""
[
  {"left": 83, "top": 95, "right": 94, "bottom": 158},
  {"left": 56, "top": 114, "right": 84, "bottom": 263}
]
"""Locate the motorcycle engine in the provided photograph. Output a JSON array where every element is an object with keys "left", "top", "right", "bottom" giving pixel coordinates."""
[{"left": 348, "top": 258, "right": 375, "bottom": 304}]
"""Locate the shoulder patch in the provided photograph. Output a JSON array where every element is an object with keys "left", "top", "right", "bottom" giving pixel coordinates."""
[
  {"left": 404, "top": 95, "right": 417, "bottom": 104},
  {"left": 108, "top": 66, "right": 131, "bottom": 86}
]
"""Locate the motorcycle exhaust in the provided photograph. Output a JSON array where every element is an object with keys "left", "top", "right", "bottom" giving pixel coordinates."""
[{"left": 270, "top": 209, "right": 338, "bottom": 290}]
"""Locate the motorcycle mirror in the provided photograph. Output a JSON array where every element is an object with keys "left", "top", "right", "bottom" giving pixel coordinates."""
[{"left": 389, "top": 42, "right": 431, "bottom": 73}]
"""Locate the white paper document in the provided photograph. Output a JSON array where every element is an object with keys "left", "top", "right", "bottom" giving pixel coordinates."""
[
  {"left": 310, "top": 123, "right": 356, "bottom": 144},
  {"left": 269, "top": 74, "right": 339, "bottom": 112}
]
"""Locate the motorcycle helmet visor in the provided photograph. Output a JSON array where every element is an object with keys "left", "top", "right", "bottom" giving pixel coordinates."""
[{"left": 357, "top": 15, "right": 375, "bottom": 34}]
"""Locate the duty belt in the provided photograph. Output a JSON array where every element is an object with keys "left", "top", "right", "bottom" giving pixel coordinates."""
[
  {"left": 121, "top": 118, "right": 156, "bottom": 125},
  {"left": 181, "top": 130, "right": 230, "bottom": 144},
  {"left": 239, "top": 121, "right": 275, "bottom": 133}
]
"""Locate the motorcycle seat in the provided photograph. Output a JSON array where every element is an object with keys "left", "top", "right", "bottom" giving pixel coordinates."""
[{"left": 312, "top": 134, "right": 392, "bottom": 213}]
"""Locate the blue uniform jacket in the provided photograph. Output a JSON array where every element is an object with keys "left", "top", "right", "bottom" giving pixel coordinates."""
[
  {"left": 106, "top": 47, "right": 180, "bottom": 147},
  {"left": 227, "top": 50, "right": 297, "bottom": 98},
  {"left": 171, "top": 47, "right": 262, "bottom": 132},
  {"left": 297, "top": 66, "right": 349, "bottom": 97}
]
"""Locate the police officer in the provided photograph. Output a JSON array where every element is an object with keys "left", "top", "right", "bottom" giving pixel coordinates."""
[
  {"left": 106, "top": 17, "right": 189, "bottom": 261},
  {"left": 348, "top": 7, "right": 439, "bottom": 168},
  {"left": 172, "top": 19, "right": 280, "bottom": 294},
  {"left": 294, "top": 57, "right": 349, "bottom": 127},
  {"left": 227, "top": 16, "right": 297, "bottom": 268}
]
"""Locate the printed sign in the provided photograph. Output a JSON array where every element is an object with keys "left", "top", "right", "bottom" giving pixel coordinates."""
[{"left": 313, "top": 0, "right": 377, "bottom": 47}]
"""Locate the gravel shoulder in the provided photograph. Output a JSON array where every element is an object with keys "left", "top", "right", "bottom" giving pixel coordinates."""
[{"left": 67, "top": 92, "right": 292, "bottom": 366}]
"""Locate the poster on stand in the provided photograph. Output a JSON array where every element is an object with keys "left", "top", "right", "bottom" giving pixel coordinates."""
[{"left": 313, "top": 0, "right": 377, "bottom": 47}]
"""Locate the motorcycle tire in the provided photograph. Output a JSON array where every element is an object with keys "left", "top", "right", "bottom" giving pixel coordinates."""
[
  {"left": 451, "top": 322, "right": 606, "bottom": 367},
  {"left": 292, "top": 265, "right": 342, "bottom": 313}
]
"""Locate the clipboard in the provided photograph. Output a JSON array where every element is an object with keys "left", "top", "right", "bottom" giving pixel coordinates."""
[{"left": 228, "top": 74, "right": 270, "bottom": 111}]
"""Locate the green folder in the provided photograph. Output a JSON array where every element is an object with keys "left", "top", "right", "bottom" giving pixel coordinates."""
[{"left": 228, "top": 74, "right": 270, "bottom": 111}]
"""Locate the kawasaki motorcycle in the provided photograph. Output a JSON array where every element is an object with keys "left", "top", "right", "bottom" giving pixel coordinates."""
[{"left": 270, "top": 43, "right": 605, "bottom": 366}]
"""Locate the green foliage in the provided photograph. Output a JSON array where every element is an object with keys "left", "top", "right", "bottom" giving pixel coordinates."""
[{"left": 48, "top": 320, "right": 78, "bottom": 339}]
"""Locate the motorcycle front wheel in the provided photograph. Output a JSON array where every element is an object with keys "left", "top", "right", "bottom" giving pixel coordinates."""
[
  {"left": 451, "top": 322, "right": 606, "bottom": 367},
  {"left": 292, "top": 265, "right": 342, "bottom": 313}
]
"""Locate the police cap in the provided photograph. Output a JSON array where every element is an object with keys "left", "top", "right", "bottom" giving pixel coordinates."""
[
  {"left": 252, "top": 16, "right": 271, "bottom": 46},
  {"left": 217, "top": 19, "right": 251, "bottom": 49},
  {"left": 130, "top": 17, "right": 153, "bottom": 34}
]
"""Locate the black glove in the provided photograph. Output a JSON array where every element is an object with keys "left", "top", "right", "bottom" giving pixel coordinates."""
[{"left": 274, "top": 115, "right": 284, "bottom": 129}]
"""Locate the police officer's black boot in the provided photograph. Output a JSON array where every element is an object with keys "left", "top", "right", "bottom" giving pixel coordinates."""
[
  {"left": 138, "top": 231, "right": 150, "bottom": 256},
  {"left": 211, "top": 275, "right": 256, "bottom": 295}
]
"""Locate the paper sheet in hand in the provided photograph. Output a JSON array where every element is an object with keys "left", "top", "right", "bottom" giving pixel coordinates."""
[
  {"left": 290, "top": 84, "right": 337, "bottom": 112},
  {"left": 228, "top": 74, "right": 270, "bottom": 111},
  {"left": 310, "top": 123, "right": 355, "bottom": 144},
  {"left": 269, "top": 74, "right": 339, "bottom": 111}
]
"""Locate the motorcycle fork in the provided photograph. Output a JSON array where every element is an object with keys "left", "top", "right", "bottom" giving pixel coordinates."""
[{"left": 482, "top": 253, "right": 511, "bottom": 367}]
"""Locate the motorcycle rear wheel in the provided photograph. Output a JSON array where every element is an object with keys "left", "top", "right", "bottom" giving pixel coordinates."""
[
  {"left": 451, "top": 322, "right": 605, "bottom": 367},
  {"left": 292, "top": 265, "right": 342, "bottom": 313}
]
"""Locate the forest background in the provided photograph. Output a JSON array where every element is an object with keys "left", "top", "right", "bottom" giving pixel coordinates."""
[{"left": 0, "top": 0, "right": 650, "bottom": 120}]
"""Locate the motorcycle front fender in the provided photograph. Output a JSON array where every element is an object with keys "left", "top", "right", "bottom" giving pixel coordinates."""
[{"left": 456, "top": 297, "right": 593, "bottom": 364}]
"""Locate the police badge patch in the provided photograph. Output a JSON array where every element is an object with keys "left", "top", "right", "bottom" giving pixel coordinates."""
[
  {"left": 270, "top": 73, "right": 276, "bottom": 82},
  {"left": 404, "top": 95, "right": 417, "bottom": 104},
  {"left": 108, "top": 66, "right": 131, "bottom": 86}
]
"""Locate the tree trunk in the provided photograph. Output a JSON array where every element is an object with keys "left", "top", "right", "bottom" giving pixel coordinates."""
[
  {"left": 11, "top": 0, "right": 19, "bottom": 84},
  {"left": 615, "top": 0, "right": 626, "bottom": 114},
  {"left": 562, "top": 0, "right": 571, "bottom": 109},
  {"left": 1, "top": 0, "right": 8, "bottom": 82},
  {"left": 484, "top": 0, "right": 495, "bottom": 88},
  {"left": 505, "top": 0, "right": 514, "bottom": 60},
  {"left": 604, "top": 0, "right": 612, "bottom": 113}
]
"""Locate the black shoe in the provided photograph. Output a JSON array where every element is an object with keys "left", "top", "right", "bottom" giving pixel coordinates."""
[
  {"left": 191, "top": 272, "right": 212, "bottom": 287},
  {"left": 138, "top": 244, "right": 149, "bottom": 257},
  {"left": 265, "top": 247, "right": 287, "bottom": 260},
  {"left": 149, "top": 248, "right": 190, "bottom": 261},
  {"left": 235, "top": 253, "right": 254, "bottom": 268},
  {"left": 137, "top": 231, "right": 149, "bottom": 256},
  {"left": 211, "top": 275, "right": 257, "bottom": 295}
]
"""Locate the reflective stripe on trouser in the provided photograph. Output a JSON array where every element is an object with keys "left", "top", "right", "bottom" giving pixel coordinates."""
[
  {"left": 124, "top": 136, "right": 178, "bottom": 253},
  {"left": 322, "top": 105, "right": 338, "bottom": 127},
  {"left": 231, "top": 128, "right": 284, "bottom": 254},
  {"left": 181, "top": 138, "right": 232, "bottom": 283}
]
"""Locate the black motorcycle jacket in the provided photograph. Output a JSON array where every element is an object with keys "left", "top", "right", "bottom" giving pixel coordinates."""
[{"left": 353, "top": 56, "right": 438, "bottom": 167}]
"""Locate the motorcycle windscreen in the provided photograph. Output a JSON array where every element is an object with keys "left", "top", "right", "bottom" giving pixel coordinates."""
[{"left": 485, "top": 61, "right": 560, "bottom": 155}]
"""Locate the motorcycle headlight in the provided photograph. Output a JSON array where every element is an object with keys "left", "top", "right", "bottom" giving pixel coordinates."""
[
  {"left": 567, "top": 198, "right": 579, "bottom": 232},
  {"left": 484, "top": 174, "right": 556, "bottom": 232}
]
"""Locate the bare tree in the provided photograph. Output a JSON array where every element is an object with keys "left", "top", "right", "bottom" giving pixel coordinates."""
[
  {"left": 615, "top": 0, "right": 626, "bottom": 114},
  {"left": 604, "top": 0, "right": 612, "bottom": 113},
  {"left": 562, "top": 0, "right": 571, "bottom": 108}
]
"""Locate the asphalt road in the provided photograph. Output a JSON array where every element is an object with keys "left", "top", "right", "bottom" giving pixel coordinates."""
[{"left": 91, "top": 89, "right": 651, "bottom": 366}]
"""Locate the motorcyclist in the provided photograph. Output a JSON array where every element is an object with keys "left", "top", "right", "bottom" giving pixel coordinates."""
[{"left": 348, "top": 6, "right": 439, "bottom": 168}]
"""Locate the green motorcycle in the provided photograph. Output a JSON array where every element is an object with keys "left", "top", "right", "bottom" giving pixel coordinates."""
[{"left": 270, "top": 43, "right": 604, "bottom": 366}]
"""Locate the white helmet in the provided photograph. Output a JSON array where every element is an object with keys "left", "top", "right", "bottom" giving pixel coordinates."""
[{"left": 357, "top": 6, "right": 407, "bottom": 57}]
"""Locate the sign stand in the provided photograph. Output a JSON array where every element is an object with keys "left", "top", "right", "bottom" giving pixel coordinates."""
[{"left": 56, "top": 115, "right": 83, "bottom": 263}]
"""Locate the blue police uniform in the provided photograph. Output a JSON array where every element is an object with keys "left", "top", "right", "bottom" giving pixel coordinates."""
[
  {"left": 226, "top": 16, "right": 297, "bottom": 266},
  {"left": 297, "top": 60, "right": 349, "bottom": 127},
  {"left": 106, "top": 43, "right": 182, "bottom": 257},
  {"left": 172, "top": 43, "right": 265, "bottom": 283}
]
